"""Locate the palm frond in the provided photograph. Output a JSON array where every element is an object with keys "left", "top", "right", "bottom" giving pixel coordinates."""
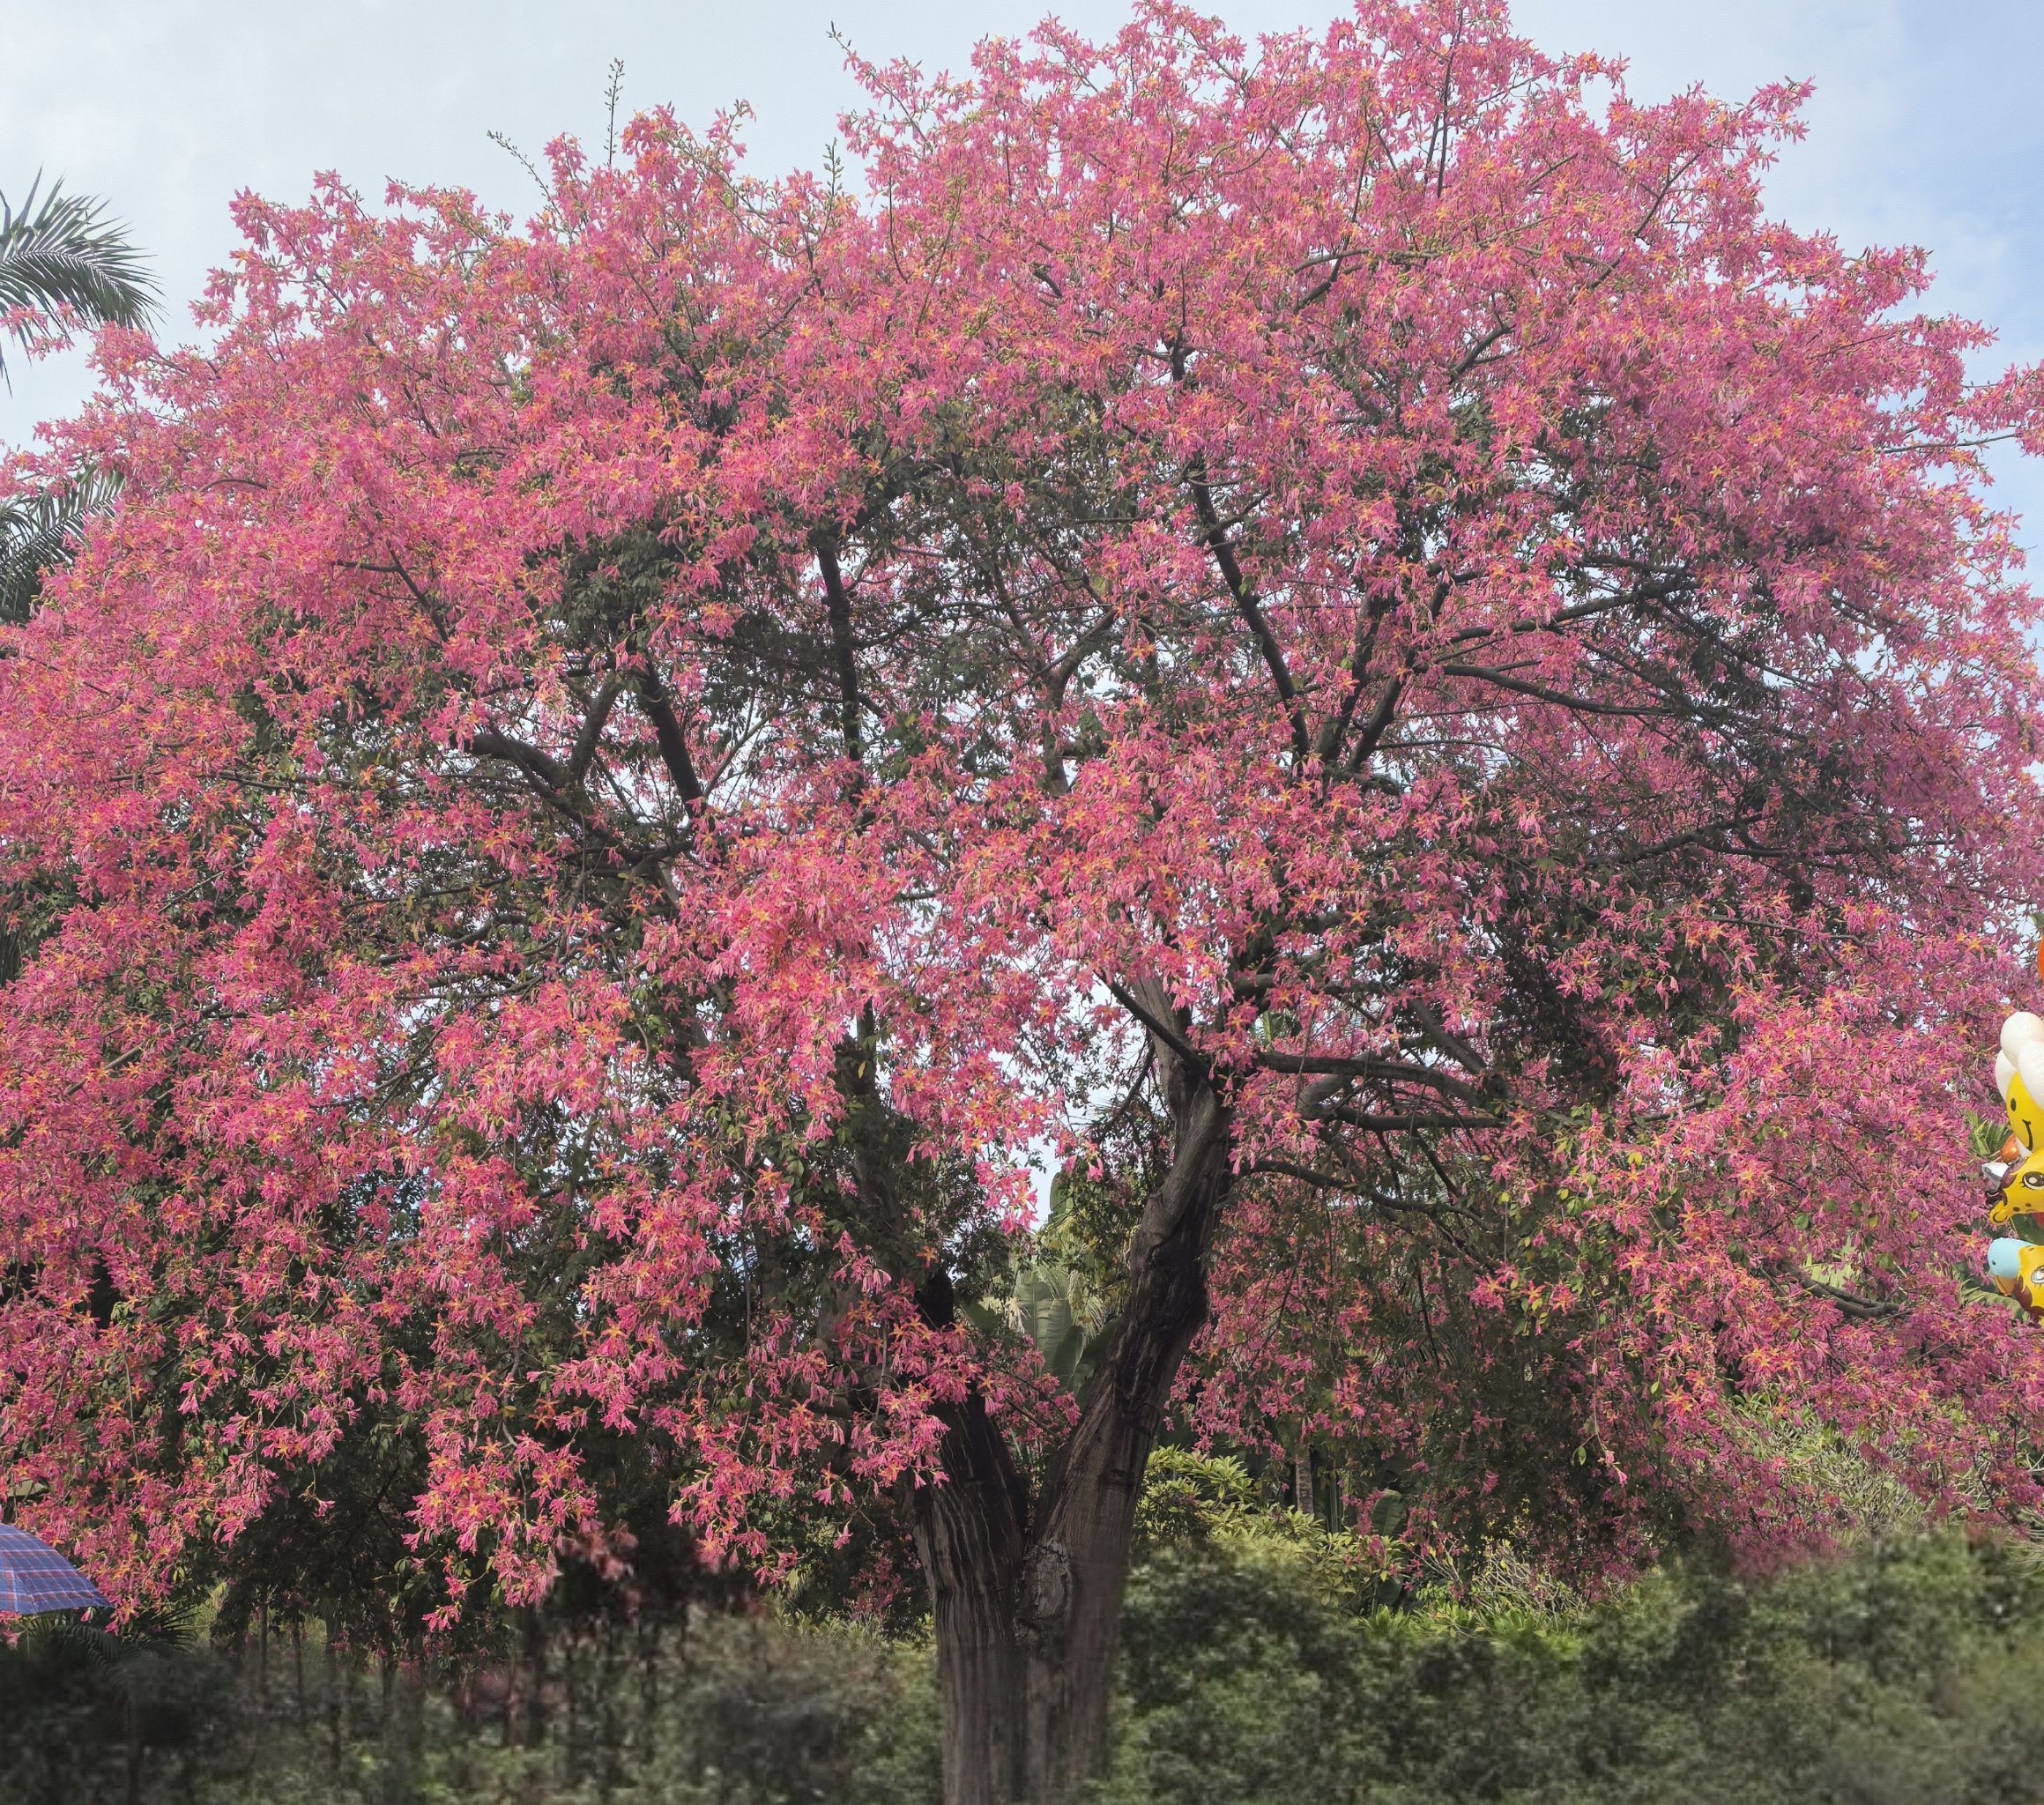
[
  {"left": 0, "top": 173, "right": 155, "bottom": 379},
  {"left": 0, "top": 468, "right": 121, "bottom": 620},
  {"left": 11, "top": 1609, "right": 120, "bottom": 1670}
]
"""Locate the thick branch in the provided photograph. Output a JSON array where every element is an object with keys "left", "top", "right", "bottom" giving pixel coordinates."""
[
  {"left": 629, "top": 668, "right": 704, "bottom": 806},
  {"left": 1314, "top": 1105, "right": 1500, "bottom": 1132},
  {"left": 467, "top": 728, "right": 569, "bottom": 792},
  {"left": 460, "top": 724, "right": 675, "bottom": 915},
  {"left": 1318, "top": 586, "right": 1407, "bottom": 770},
  {"left": 1187, "top": 474, "right": 1311, "bottom": 761},
  {"left": 1018, "top": 1065, "right": 1232, "bottom": 1800},
  {"left": 816, "top": 536, "right": 865, "bottom": 767},
  {"left": 1802, "top": 1276, "right": 1903, "bottom": 1321},
  {"left": 1406, "top": 1001, "right": 1485, "bottom": 1074},
  {"left": 1440, "top": 574, "right": 1695, "bottom": 650},
  {"left": 1256, "top": 1049, "right": 1487, "bottom": 1104},
  {"left": 1438, "top": 662, "right": 1685, "bottom": 720},
  {"left": 566, "top": 672, "right": 623, "bottom": 783},
  {"left": 1342, "top": 672, "right": 1405, "bottom": 773},
  {"left": 1102, "top": 976, "right": 1210, "bottom": 1088}
]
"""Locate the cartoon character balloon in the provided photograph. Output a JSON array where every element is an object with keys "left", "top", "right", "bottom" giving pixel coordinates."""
[
  {"left": 1987, "top": 1237, "right": 2044, "bottom": 1317},
  {"left": 1988, "top": 1010, "right": 2044, "bottom": 1231},
  {"left": 1986, "top": 947, "right": 2044, "bottom": 1318}
]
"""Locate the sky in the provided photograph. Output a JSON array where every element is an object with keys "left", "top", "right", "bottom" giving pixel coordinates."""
[{"left": 4, "top": 0, "right": 2043, "bottom": 529}]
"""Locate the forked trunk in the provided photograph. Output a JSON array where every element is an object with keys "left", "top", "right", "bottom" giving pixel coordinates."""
[{"left": 915, "top": 1000, "right": 1231, "bottom": 1805}]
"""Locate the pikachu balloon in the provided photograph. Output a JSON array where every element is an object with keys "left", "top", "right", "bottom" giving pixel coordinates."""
[
  {"left": 1988, "top": 971, "right": 2044, "bottom": 1318},
  {"left": 1988, "top": 1237, "right": 2044, "bottom": 1319},
  {"left": 1995, "top": 1010, "right": 2044, "bottom": 1147},
  {"left": 1992, "top": 1011, "right": 2044, "bottom": 1234}
]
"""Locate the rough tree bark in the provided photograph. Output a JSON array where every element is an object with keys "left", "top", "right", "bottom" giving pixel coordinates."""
[{"left": 911, "top": 979, "right": 1232, "bottom": 1805}]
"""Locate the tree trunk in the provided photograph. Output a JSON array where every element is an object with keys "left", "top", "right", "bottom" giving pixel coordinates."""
[
  {"left": 913, "top": 1389, "right": 1030, "bottom": 1805},
  {"left": 914, "top": 984, "right": 1231, "bottom": 1805}
]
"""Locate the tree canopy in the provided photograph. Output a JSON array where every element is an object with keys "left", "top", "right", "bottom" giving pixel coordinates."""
[{"left": 3, "top": 5, "right": 2043, "bottom": 1783}]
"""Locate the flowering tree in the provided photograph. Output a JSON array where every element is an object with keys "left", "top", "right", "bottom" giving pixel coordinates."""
[{"left": 5, "top": 4, "right": 2044, "bottom": 1799}]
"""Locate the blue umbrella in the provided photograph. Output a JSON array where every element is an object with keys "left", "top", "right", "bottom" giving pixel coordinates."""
[{"left": 0, "top": 1524, "right": 110, "bottom": 1615}]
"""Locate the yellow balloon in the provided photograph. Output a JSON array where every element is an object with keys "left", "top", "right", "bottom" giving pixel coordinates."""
[
  {"left": 2014, "top": 1244, "right": 2044, "bottom": 1320},
  {"left": 2007, "top": 1069, "right": 2044, "bottom": 1151},
  {"left": 1990, "top": 1141, "right": 2044, "bottom": 1225}
]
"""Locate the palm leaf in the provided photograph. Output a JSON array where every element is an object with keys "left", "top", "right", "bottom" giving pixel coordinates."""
[
  {"left": 1047, "top": 1322, "right": 1088, "bottom": 1385},
  {"left": 0, "top": 173, "right": 155, "bottom": 379},
  {"left": 0, "top": 468, "right": 121, "bottom": 620}
]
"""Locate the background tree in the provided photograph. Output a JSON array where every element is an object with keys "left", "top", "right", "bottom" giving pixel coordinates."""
[
  {"left": 3, "top": 4, "right": 2043, "bottom": 1802},
  {"left": 0, "top": 174, "right": 154, "bottom": 618}
]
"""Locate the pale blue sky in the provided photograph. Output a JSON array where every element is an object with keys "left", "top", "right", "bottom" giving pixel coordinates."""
[{"left": 5, "top": 1, "right": 2042, "bottom": 530}]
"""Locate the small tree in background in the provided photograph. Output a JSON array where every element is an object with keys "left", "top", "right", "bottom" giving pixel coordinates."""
[
  {"left": 4, "top": 4, "right": 2044, "bottom": 1800},
  {"left": 0, "top": 173, "right": 154, "bottom": 617}
]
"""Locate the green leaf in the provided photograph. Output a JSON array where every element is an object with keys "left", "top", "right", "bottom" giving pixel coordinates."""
[
  {"left": 1015, "top": 1268, "right": 1074, "bottom": 1360},
  {"left": 0, "top": 468, "right": 122, "bottom": 621},
  {"left": 0, "top": 174, "right": 156, "bottom": 381},
  {"left": 1048, "top": 1322, "right": 1088, "bottom": 1385}
]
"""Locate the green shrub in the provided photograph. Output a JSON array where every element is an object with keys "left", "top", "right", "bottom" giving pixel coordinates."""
[
  {"left": 0, "top": 1611, "right": 937, "bottom": 1805},
  {"left": 1096, "top": 1528, "right": 2044, "bottom": 1805},
  {"left": 15, "top": 1521, "right": 2044, "bottom": 1802}
]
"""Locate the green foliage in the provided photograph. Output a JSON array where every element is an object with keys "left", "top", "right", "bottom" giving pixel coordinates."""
[
  {"left": 961, "top": 1259, "right": 1115, "bottom": 1388},
  {"left": 16, "top": 1514, "right": 2044, "bottom": 1802},
  {"left": 0, "top": 1606, "right": 234, "bottom": 1805},
  {"left": 1130, "top": 1446, "right": 1407, "bottom": 1610},
  {"left": 1129, "top": 1447, "right": 1259, "bottom": 1554},
  {"left": 1716, "top": 1398, "right": 1931, "bottom": 1548},
  {"left": 1964, "top": 1108, "right": 2009, "bottom": 1163},
  {"left": 1096, "top": 1529, "right": 2044, "bottom": 1805},
  {"left": 0, "top": 174, "right": 150, "bottom": 620},
  {"left": 0, "top": 1609, "right": 936, "bottom": 1805},
  {"left": 0, "top": 469, "right": 121, "bottom": 622},
  {"left": 0, "top": 174, "right": 154, "bottom": 377},
  {"left": 960, "top": 1170, "right": 1127, "bottom": 1391}
]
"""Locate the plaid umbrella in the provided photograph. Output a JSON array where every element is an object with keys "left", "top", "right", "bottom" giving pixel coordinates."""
[{"left": 0, "top": 1525, "right": 110, "bottom": 1615}]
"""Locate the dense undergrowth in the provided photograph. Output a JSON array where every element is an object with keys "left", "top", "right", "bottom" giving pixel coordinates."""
[{"left": 10, "top": 1489, "right": 2044, "bottom": 1804}]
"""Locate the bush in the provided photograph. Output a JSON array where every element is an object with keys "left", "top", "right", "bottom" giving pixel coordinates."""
[
  {"left": 0, "top": 1611, "right": 244, "bottom": 1805},
  {"left": 0, "top": 1610, "right": 937, "bottom": 1805},
  {"left": 1096, "top": 1527, "right": 2044, "bottom": 1805},
  {"left": 13, "top": 1525, "right": 2044, "bottom": 1802}
]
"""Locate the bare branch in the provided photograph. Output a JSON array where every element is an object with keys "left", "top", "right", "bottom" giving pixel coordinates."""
[
  {"left": 1187, "top": 471, "right": 1311, "bottom": 761},
  {"left": 630, "top": 668, "right": 704, "bottom": 806},
  {"left": 468, "top": 729, "right": 570, "bottom": 792},
  {"left": 1258, "top": 1050, "right": 1487, "bottom": 1104},
  {"left": 567, "top": 672, "right": 623, "bottom": 783},
  {"left": 1103, "top": 976, "right": 1211, "bottom": 1085},
  {"left": 816, "top": 535, "right": 864, "bottom": 766}
]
